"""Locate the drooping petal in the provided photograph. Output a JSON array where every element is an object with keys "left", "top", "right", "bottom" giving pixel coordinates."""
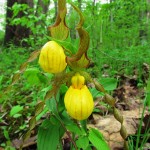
[{"left": 66, "top": 3, "right": 90, "bottom": 69}]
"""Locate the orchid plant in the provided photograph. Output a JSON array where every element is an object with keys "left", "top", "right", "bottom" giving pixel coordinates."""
[{"left": 4, "top": 0, "right": 129, "bottom": 150}]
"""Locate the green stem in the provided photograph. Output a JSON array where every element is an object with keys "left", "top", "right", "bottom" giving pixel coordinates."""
[
  {"left": 80, "top": 120, "right": 87, "bottom": 133},
  {"left": 53, "top": 96, "right": 78, "bottom": 150},
  {"left": 53, "top": 114, "right": 78, "bottom": 150},
  {"left": 140, "top": 129, "right": 150, "bottom": 149}
]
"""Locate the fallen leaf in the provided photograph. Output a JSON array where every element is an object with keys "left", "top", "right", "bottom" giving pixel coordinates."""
[{"left": 89, "top": 107, "right": 149, "bottom": 150}]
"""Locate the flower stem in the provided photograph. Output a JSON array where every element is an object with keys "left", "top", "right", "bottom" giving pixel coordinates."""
[{"left": 53, "top": 114, "right": 78, "bottom": 150}]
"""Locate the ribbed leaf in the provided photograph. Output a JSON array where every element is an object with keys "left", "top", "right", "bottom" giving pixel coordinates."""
[
  {"left": 24, "top": 68, "right": 41, "bottom": 85},
  {"left": 66, "top": 124, "right": 82, "bottom": 135},
  {"left": 37, "top": 119, "right": 60, "bottom": 150},
  {"left": 46, "top": 97, "right": 57, "bottom": 114},
  {"left": 76, "top": 136, "right": 89, "bottom": 149},
  {"left": 10, "top": 105, "right": 23, "bottom": 117},
  {"left": 88, "top": 128, "right": 110, "bottom": 150},
  {"left": 99, "top": 78, "right": 118, "bottom": 91}
]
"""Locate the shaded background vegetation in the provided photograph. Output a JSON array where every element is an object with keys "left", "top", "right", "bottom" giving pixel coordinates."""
[
  {"left": 1, "top": 0, "right": 150, "bottom": 77},
  {"left": 0, "top": 0, "right": 150, "bottom": 149}
]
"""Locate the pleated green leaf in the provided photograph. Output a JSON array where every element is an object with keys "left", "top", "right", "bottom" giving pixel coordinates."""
[
  {"left": 76, "top": 136, "right": 89, "bottom": 149},
  {"left": 88, "top": 128, "right": 110, "bottom": 150},
  {"left": 37, "top": 119, "right": 60, "bottom": 150},
  {"left": 66, "top": 123, "right": 82, "bottom": 135}
]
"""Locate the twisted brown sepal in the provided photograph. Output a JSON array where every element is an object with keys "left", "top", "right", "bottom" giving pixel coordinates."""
[
  {"left": 113, "top": 106, "right": 128, "bottom": 150},
  {"left": 48, "top": 0, "right": 69, "bottom": 40},
  {"left": 93, "top": 79, "right": 106, "bottom": 93},
  {"left": 120, "top": 124, "right": 128, "bottom": 140},
  {"left": 113, "top": 107, "right": 123, "bottom": 124},
  {"left": 104, "top": 93, "right": 116, "bottom": 107},
  {"left": 93, "top": 79, "right": 129, "bottom": 150},
  {"left": 66, "top": 3, "right": 90, "bottom": 69}
]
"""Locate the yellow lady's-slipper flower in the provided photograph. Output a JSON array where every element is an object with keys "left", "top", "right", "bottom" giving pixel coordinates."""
[
  {"left": 39, "top": 41, "right": 67, "bottom": 74},
  {"left": 64, "top": 73, "right": 94, "bottom": 120}
]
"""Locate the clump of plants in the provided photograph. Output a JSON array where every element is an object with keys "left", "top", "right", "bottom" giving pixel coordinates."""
[{"left": 2, "top": 0, "right": 130, "bottom": 150}]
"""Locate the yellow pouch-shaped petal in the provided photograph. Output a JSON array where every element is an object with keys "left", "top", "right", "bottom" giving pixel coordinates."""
[
  {"left": 39, "top": 41, "right": 67, "bottom": 74},
  {"left": 64, "top": 84, "right": 94, "bottom": 120}
]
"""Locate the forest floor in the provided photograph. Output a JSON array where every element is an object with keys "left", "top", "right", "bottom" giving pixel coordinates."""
[{"left": 1, "top": 73, "right": 149, "bottom": 150}]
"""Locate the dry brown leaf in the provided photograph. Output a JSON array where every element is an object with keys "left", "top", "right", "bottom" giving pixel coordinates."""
[
  {"left": 88, "top": 107, "right": 149, "bottom": 150},
  {"left": 12, "top": 136, "right": 36, "bottom": 149}
]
